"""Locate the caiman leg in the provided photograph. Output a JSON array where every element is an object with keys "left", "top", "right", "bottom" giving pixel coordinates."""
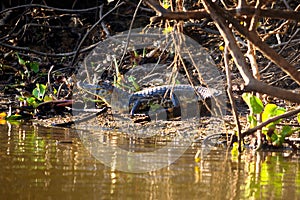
[
  {"left": 130, "top": 99, "right": 141, "bottom": 116},
  {"left": 130, "top": 92, "right": 180, "bottom": 116}
]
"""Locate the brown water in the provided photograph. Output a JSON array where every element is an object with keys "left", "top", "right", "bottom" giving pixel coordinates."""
[{"left": 0, "top": 123, "right": 300, "bottom": 200}]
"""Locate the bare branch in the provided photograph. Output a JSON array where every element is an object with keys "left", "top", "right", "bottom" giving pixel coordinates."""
[
  {"left": 202, "top": 0, "right": 300, "bottom": 104},
  {"left": 0, "top": 40, "right": 100, "bottom": 57},
  {"left": 224, "top": 45, "right": 242, "bottom": 151},
  {"left": 242, "top": 106, "right": 300, "bottom": 137},
  {"left": 70, "top": 1, "right": 125, "bottom": 66},
  {"left": 0, "top": 3, "right": 102, "bottom": 15},
  {"left": 222, "top": 9, "right": 300, "bottom": 86},
  {"left": 144, "top": 0, "right": 300, "bottom": 22}
]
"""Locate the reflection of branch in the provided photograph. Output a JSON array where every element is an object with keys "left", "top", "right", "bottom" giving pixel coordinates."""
[
  {"left": 242, "top": 106, "right": 300, "bottom": 137},
  {"left": 145, "top": 0, "right": 300, "bottom": 22}
]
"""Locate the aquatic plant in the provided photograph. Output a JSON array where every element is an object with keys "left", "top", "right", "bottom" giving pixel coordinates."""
[{"left": 242, "top": 93, "right": 300, "bottom": 147}]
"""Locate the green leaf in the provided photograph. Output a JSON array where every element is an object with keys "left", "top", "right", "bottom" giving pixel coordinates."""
[
  {"left": 32, "top": 83, "right": 47, "bottom": 101},
  {"left": 162, "top": 0, "right": 170, "bottom": 9},
  {"left": 272, "top": 138, "right": 282, "bottom": 147},
  {"left": 247, "top": 115, "right": 257, "bottom": 128},
  {"left": 32, "top": 88, "right": 39, "bottom": 100},
  {"left": 150, "top": 103, "right": 162, "bottom": 111},
  {"left": 271, "top": 130, "right": 278, "bottom": 140},
  {"left": 242, "top": 93, "right": 264, "bottom": 114},
  {"left": 6, "top": 114, "right": 23, "bottom": 120},
  {"left": 26, "top": 97, "right": 36, "bottom": 104},
  {"left": 133, "top": 50, "right": 139, "bottom": 58},
  {"left": 271, "top": 132, "right": 285, "bottom": 147},
  {"left": 18, "top": 96, "right": 25, "bottom": 101},
  {"left": 53, "top": 87, "right": 57, "bottom": 95},
  {"left": 279, "top": 125, "right": 299, "bottom": 139},
  {"left": 231, "top": 142, "right": 239, "bottom": 160},
  {"left": 16, "top": 53, "right": 26, "bottom": 66},
  {"left": 43, "top": 95, "right": 53, "bottom": 102},
  {"left": 163, "top": 26, "right": 173, "bottom": 34},
  {"left": 262, "top": 127, "right": 269, "bottom": 137},
  {"left": 29, "top": 62, "right": 39, "bottom": 73},
  {"left": 7, "top": 120, "right": 22, "bottom": 126},
  {"left": 262, "top": 104, "right": 286, "bottom": 128},
  {"left": 297, "top": 113, "right": 300, "bottom": 124},
  {"left": 26, "top": 97, "right": 39, "bottom": 107},
  {"left": 0, "top": 112, "right": 7, "bottom": 119},
  {"left": 262, "top": 103, "right": 277, "bottom": 121},
  {"left": 128, "top": 76, "right": 140, "bottom": 91},
  {"left": 281, "top": 126, "right": 293, "bottom": 138},
  {"left": 142, "top": 48, "right": 146, "bottom": 57},
  {"left": 39, "top": 83, "right": 46, "bottom": 94}
]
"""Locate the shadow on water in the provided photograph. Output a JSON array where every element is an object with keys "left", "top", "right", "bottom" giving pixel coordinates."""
[{"left": 0, "top": 123, "right": 299, "bottom": 199}]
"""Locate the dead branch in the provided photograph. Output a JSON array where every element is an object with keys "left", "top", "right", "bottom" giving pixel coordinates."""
[
  {"left": 224, "top": 45, "right": 242, "bottom": 151},
  {"left": 242, "top": 106, "right": 300, "bottom": 137},
  {"left": 216, "top": 6, "right": 300, "bottom": 86},
  {"left": 70, "top": 1, "right": 125, "bottom": 66},
  {"left": 0, "top": 40, "right": 100, "bottom": 57},
  {"left": 146, "top": 0, "right": 300, "bottom": 86},
  {"left": 0, "top": 3, "right": 101, "bottom": 15},
  {"left": 144, "top": 0, "right": 300, "bottom": 22},
  {"left": 201, "top": 0, "right": 300, "bottom": 104}
]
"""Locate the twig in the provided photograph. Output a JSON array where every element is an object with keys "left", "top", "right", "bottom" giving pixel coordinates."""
[
  {"left": 118, "top": 0, "right": 144, "bottom": 66},
  {"left": 70, "top": 1, "right": 125, "bottom": 66},
  {"left": 201, "top": 0, "right": 300, "bottom": 104},
  {"left": 224, "top": 7, "right": 300, "bottom": 85},
  {"left": 263, "top": 28, "right": 300, "bottom": 75},
  {"left": 47, "top": 65, "right": 55, "bottom": 97},
  {"left": 67, "top": 107, "right": 107, "bottom": 113},
  {"left": 144, "top": 0, "right": 300, "bottom": 22},
  {"left": 99, "top": 4, "right": 110, "bottom": 37},
  {"left": 0, "top": 4, "right": 101, "bottom": 15},
  {"left": 247, "top": 0, "right": 263, "bottom": 150},
  {"left": 242, "top": 106, "right": 300, "bottom": 137},
  {"left": 282, "top": 0, "right": 293, "bottom": 10},
  {"left": 270, "top": 38, "right": 300, "bottom": 48},
  {"left": 56, "top": 83, "right": 66, "bottom": 99},
  {"left": 52, "top": 107, "right": 108, "bottom": 127},
  {"left": 0, "top": 40, "right": 101, "bottom": 57},
  {"left": 224, "top": 45, "right": 242, "bottom": 152}
]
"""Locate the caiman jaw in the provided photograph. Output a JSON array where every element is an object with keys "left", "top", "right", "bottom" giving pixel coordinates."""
[{"left": 97, "top": 81, "right": 114, "bottom": 96}]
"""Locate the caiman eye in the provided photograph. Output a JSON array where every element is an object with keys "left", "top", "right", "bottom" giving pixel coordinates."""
[{"left": 98, "top": 90, "right": 107, "bottom": 95}]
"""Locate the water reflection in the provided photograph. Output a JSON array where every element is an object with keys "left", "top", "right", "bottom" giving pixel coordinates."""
[{"left": 0, "top": 123, "right": 299, "bottom": 199}]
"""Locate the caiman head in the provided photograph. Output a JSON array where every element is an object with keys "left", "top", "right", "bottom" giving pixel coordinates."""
[
  {"left": 76, "top": 80, "right": 114, "bottom": 98},
  {"left": 96, "top": 80, "right": 114, "bottom": 97}
]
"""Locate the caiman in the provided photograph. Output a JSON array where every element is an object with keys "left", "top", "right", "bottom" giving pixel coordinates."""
[{"left": 76, "top": 81, "right": 222, "bottom": 118}]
